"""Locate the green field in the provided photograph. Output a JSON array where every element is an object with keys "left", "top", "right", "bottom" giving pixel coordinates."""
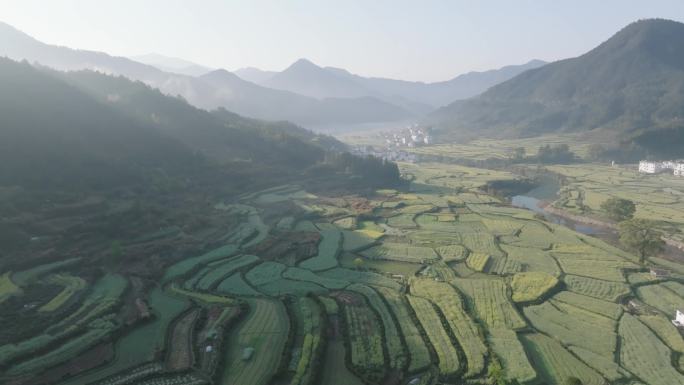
[
  {"left": 8, "top": 152, "right": 684, "bottom": 385},
  {"left": 221, "top": 299, "right": 290, "bottom": 385}
]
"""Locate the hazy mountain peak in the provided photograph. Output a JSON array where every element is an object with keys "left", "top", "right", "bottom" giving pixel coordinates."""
[
  {"left": 429, "top": 18, "right": 684, "bottom": 138},
  {"left": 288, "top": 58, "right": 320, "bottom": 70},
  {"left": 131, "top": 52, "right": 212, "bottom": 76}
]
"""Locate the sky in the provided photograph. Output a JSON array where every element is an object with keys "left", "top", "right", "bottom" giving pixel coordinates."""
[{"left": 1, "top": 0, "right": 683, "bottom": 82}]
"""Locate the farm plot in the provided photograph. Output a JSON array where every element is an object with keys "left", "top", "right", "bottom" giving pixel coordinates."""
[
  {"left": 387, "top": 213, "right": 418, "bottom": 229},
  {"left": 258, "top": 279, "right": 327, "bottom": 296},
  {"left": 320, "top": 342, "right": 365, "bottom": 385},
  {"left": 194, "top": 254, "right": 260, "bottom": 290},
  {"left": 521, "top": 333, "right": 605, "bottom": 385},
  {"left": 169, "top": 283, "right": 234, "bottom": 305},
  {"left": 436, "top": 245, "right": 468, "bottom": 262},
  {"left": 488, "top": 329, "right": 536, "bottom": 383},
  {"left": 619, "top": 314, "right": 684, "bottom": 385},
  {"left": 245, "top": 262, "right": 287, "bottom": 286},
  {"left": 398, "top": 204, "right": 436, "bottom": 214},
  {"left": 5, "top": 316, "right": 119, "bottom": 376},
  {"left": 342, "top": 231, "right": 378, "bottom": 252},
  {"left": 553, "top": 252, "right": 636, "bottom": 282},
  {"left": 216, "top": 273, "right": 260, "bottom": 296},
  {"left": 163, "top": 244, "right": 238, "bottom": 282},
  {"left": 510, "top": 223, "right": 553, "bottom": 249},
  {"left": 550, "top": 291, "right": 623, "bottom": 319},
  {"left": 500, "top": 244, "right": 560, "bottom": 275},
  {"left": 636, "top": 283, "right": 684, "bottom": 315},
  {"left": 485, "top": 255, "right": 523, "bottom": 275},
  {"left": 480, "top": 216, "right": 525, "bottom": 235},
  {"left": 638, "top": 314, "right": 684, "bottom": 354},
  {"left": 421, "top": 261, "right": 457, "bottom": 281},
  {"left": 58, "top": 287, "right": 189, "bottom": 385},
  {"left": 349, "top": 284, "right": 406, "bottom": 370},
  {"left": 11, "top": 257, "right": 81, "bottom": 287},
  {"left": 451, "top": 278, "right": 526, "bottom": 330},
  {"left": 407, "top": 295, "right": 460, "bottom": 376},
  {"left": 357, "top": 220, "right": 385, "bottom": 239},
  {"left": 289, "top": 297, "right": 323, "bottom": 385},
  {"left": 319, "top": 268, "right": 402, "bottom": 290},
  {"left": 283, "top": 267, "right": 349, "bottom": 289},
  {"left": 0, "top": 272, "right": 21, "bottom": 304},
  {"left": 568, "top": 345, "right": 627, "bottom": 382},
  {"left": 166, "top": 308, "right": 199, "bottom": 370},
  {"left": 299, "top": 230, "right": 342, "bottom": 271},
  {"left": 459, "top": 232, "right": 503, "bottom": 258},
  {"left": 563, "top": 274, "right": 630, "bottom": 301},
  {"left": 221, "top": 299, "right": 290, "bottom": 385},
  {"left": 523, "top": 301, "right": 616, "bottom": 356},
  {"left": 465, "top": 253, "right": 490, "bottom": 272},
  {"left": 38, "top": 274, "right": 86, "bottom": 312},
  {"left": 375, "top": 287, "right": 431, "bottom": 373},
  {"left": 411, "top": 279, "right": 486, "bottom": 377},
  {"left": 510, "top": 272, "right": 559, "bottom": 303},
  {"left": 341, "top": 292, "right": 386, "bottom": 383},
  {"left": 361, "top": 242, "right": 438, "bottom": 263}
]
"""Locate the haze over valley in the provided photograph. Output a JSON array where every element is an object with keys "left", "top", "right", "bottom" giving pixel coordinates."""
[{"left": 2, "top": 2, "right": 684, "bottom": 385}]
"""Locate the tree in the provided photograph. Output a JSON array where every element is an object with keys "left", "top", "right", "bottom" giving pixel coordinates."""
[
  {"left": 565, "top": 377, "right": 583, "bottom": 385},
  {"left": 512, "top": 147, "right": 526, "bottom": 160},
  {"left": 487, "top": 360, "right": 506, "bottom": 385},
  {"left": 618, "top": 218, "right": 665, "bottom": 264},
  {"left": 587, "top": 144, "right": 606, "bottom": 161},
  {"left": 601, "top": 197, "right": 636, "bottom": 221},
  {"left": 353, "top": 257, "right": 365, "bottom": 270}
]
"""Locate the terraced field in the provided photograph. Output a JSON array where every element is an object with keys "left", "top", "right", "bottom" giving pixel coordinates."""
[
  {"left": 221, "top": 299, "right": 290, "bottom": 385},
  {"left": 6, "top": 164, "right": 684, "bottom": 385}
]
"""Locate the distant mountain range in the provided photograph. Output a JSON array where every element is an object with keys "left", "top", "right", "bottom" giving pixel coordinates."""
[
  {"left": 0, "top": 57, "right": 345, "bottom": 191},
  {"left": 238, "top": 58, "right": 547, "bottom": 111},
  {"left": 0, "top": 20, "right": 545, "bottom": 128},
  {"left": 130, "top": 53, "right": 213, "bottom": 77},
  {"left": 429, "top": 18, "right": 684, "bottom": 150}
]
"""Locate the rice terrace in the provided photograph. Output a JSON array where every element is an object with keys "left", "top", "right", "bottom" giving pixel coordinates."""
[
  {"left": 2, "top": 3, "right": 684, "bottom": 385},
  {"left": 3, "top": 152, "right": 684, "bottom": 385}
]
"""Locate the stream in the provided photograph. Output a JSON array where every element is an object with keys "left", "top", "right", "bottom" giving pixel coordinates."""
[{"left": 510, "top": 175, "right": 609, "bottom": 235}]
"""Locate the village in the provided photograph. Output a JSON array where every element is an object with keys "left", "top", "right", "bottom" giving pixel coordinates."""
[
  {"left": 638, "top": 159, "right": 684, "bottom": 176},
  {"left": 350, "top": 124, "right": 434, "bottom": 162}
]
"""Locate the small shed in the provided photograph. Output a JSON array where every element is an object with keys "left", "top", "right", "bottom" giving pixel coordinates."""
[
  {"left": 650, "top": 268, "right": 670, "bottom": 279},
  {"left": 242, "top": 347, "right": 255, "bottom": 361}
]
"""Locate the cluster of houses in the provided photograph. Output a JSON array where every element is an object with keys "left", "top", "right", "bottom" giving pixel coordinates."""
[
  {"left": 382, "top": 124, "right": 433, "bottom": 148},
  {"left": 638, "top": 160, "right": 684, "bottom": 176},
  {"left": 351, "top": 145, "right": 417, "bottom": 163}
]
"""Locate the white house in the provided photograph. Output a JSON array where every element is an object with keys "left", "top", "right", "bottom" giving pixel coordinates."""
[
  {"left": 675, "top": 163, "right": 684, "bottom": 177},
  {"left": 672, "top": 310, "right": 684, "bottom": 328},
  {"left": 639, "top": 161, "right": 665, "bottom": 174}
]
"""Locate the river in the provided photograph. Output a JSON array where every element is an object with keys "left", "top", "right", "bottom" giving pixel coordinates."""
[{"left": 510, "top": 175, "right": 609, "bottom": 235}]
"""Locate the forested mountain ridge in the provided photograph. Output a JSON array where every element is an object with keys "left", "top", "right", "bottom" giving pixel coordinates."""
[
  {"left": 429, "top": 19, "right": 684, "bottom": 146},
  {"left": 0, "top": 57, "right": 402, "bottom": 268}
]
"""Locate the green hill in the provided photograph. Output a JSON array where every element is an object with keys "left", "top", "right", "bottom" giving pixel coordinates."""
[{"left": 430, "top": 18, "right": 684, "bottom": 153}]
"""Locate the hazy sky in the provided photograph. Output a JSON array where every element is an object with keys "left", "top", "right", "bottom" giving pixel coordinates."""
[{"left": 1, "top": 0, "right": 683, "bottom": 82}]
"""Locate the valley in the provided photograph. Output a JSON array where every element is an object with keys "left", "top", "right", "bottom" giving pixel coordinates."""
[{"left": 3, "top": 140, "right": 684, "bottom": 384}]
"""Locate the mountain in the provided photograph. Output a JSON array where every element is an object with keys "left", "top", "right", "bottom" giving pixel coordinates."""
[
  {"left": 429, "top": 19, "right": 684, "bottom": 142},
  {"left": 325, "top": 59, "right": 547, "bottom": 108},
  {"left": 251, "top": 57, "right": 544, "bottom": 111},
  {"left": 234, "top": 67, "right": 277, "bottom": 84},
  {"left": 0, "top": 22, "right": 411, "bottom": 126},
  {"left": 130, "top": 53, "right": 213, "bottom": 76},
  {"left": 199, "top": 69, "right": 412, "bottom": 125},
  {"left": 0, "top": 57, "right": 341, "bottom": 191},
  {"left": 262, "top": 58, "right": 373, "bottom": 99}
]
